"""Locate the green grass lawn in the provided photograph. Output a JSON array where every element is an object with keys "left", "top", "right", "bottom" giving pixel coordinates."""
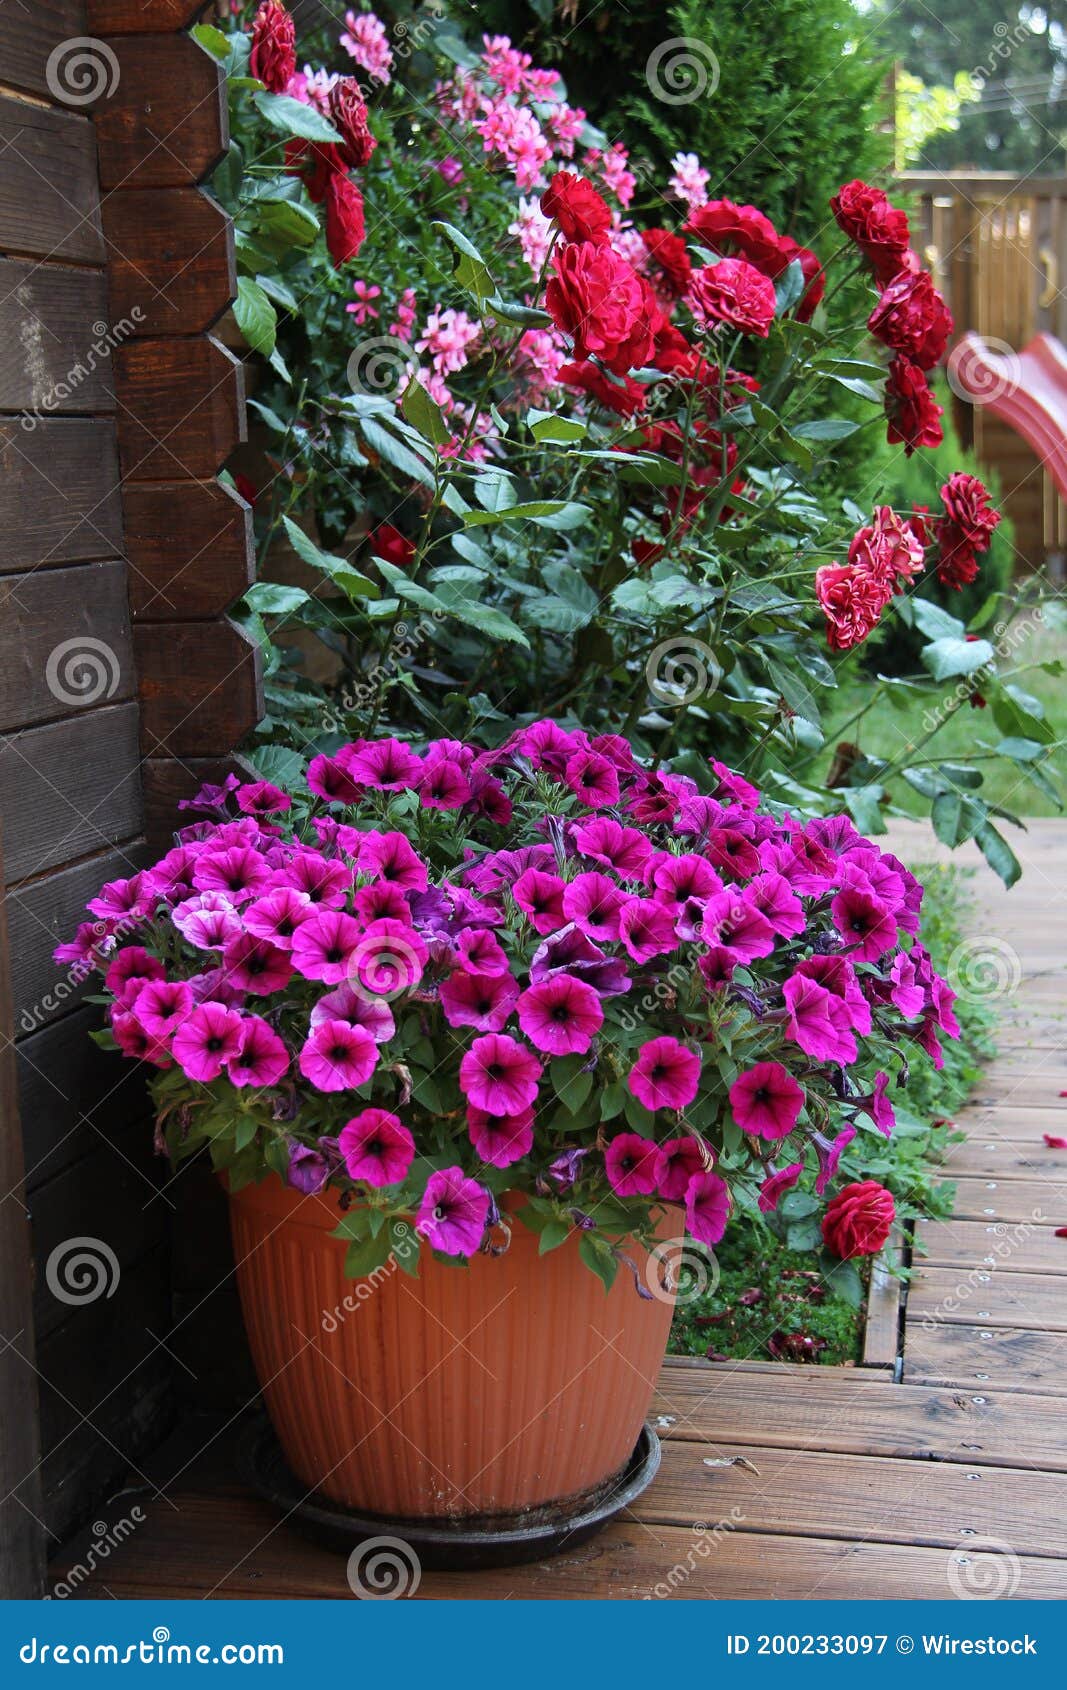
[{"left": 825, "top": 610, "right": 1066, "bottom": 820}]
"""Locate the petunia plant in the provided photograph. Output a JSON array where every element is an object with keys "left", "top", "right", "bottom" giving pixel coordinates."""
[
  {"left": 60, "top": 727, "right": 957, "bottom": 1292},
  {"left": 196, "top": 6, "right": 1061, "bottom": 889}
]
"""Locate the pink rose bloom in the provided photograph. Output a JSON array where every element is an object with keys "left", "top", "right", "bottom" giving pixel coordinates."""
[
  {"left": 339, "top": 1109, "right": 415, "bottom": 1188},
  {"left": 628, "top": 1036, "right": 701, "bottom": 1112}
]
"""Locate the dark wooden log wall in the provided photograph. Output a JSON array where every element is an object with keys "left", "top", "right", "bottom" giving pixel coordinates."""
[{"left": 0, "top": 0, "right": 261, "bottom": 1571}]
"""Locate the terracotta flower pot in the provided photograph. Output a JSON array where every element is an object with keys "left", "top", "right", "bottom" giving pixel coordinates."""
[{"left": 228, "top": 1173, "right": 678, "bottom": 1520}]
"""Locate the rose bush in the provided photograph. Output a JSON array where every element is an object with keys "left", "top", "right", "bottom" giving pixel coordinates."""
[
  {"left": 60, "top": 727, "right": 959, "bottom": 1287},
  {"left": 197, "top": 8, "right": 1061, "bottom": 891}
]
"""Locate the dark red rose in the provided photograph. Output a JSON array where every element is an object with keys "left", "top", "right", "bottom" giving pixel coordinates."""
[
  {"left": 885, "top": 355, "right": 944, "bottom": 454},
  {"left": 776, "top": 236, "right": 825, "bottom": 322},
  {"left": 368, "top": 523, "right": 415, "bottom": 568},
  {"left": 648, "top": 315, "right": 699, "bottom": 376},
  {"left": 541, "top": 171, "right": 612, "bottom": 246},
  {"left": 939, "top": 471, "right": 1001, "bottom": 547},
  {"left": 233, "top": 473, "right": 258, "bottom": 508},
  {"left": 329, "top": 78, "right": 376, "bottom": 170},
  {"left": 830, "top": 180, "right": 910, "bottom": 283},
  {"left": 687, "top": 257, "right": 777, "bottom": 338},
  {"left": 906, "top": 504, "right": 933, "bottom": 548},
  {"left": 559, "top": 359, "right": 647, "bottom": 416},
  {"left": 631, "top": 537, "right": 665, "bottom": 567},
  {"left": 324, "top": 173, "right": 365, "bottom": 268},
  {"left": 250, "top": 0, "right": 296, "bottom": 94},
  {"left": 935, "top": 525, "right": 980, "bottom": 590},
  {"left": 815, "top": 564, "right": 890, "bottom": 651},
  {"left": 285, "top": 138, "right": 346, "bottom": 203},
  {"left": 687, "top": 198, "right": 784, "bottom": 274},
  {"left": 821, "top": 1179, "right": 895, "bottom": 1258},
  {"left": 641, "top": 227, "right": 693, "bottom": 296},
  {"left": 545, "top": 241, "right": 654, "bottom": 374},
  {"left": 868, "top": 269, "right": 953, "bottom": 370}
]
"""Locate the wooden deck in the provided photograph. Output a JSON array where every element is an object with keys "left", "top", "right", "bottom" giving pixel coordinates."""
[{"left": 51, "top": 822, "right": 1067, "bottom": 1600}]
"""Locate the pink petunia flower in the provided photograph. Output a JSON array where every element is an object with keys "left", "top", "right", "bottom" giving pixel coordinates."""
[
  {"left": 309, "top": 982, "right": 395, "bottom": 1044},
  {"left": 564, "top": 748, "right": 619, "bottom": 809},
  {"left": 618, "top": 898, "right": 678, "bottom": 963},
  {"left": 648, "top": 852, "right": 721, "bottom": 916},
  {"left": 605, "top": 1132, "right": 659, "bottom": 1196},
  {"left": 172, "top": 892, "right": 242, "bottom": 951},
  {"left": 513, "top": 867, "right": 567, "bottom": 935},
  {"left": 453, "top": 927, "right": 510, "bottom": 976},
  {"left": 104, "top": 947, "right": 166, "bottom": 1007},
  {"left": 729, "top": 1062, "right": 805, "bottom": 1140},
  {"left": 700, "top": 891, "right": 775, "bottom": 963},
  {"left": 291, "top": 910, "right": 363, "bottom": 985},
  {"left": 655, "top": 1136, "right": 711, "bottom": 1202},
  {"left": 172, "top": 1001, "right": 244, "bottom": 1082},
  {"left": 274, "top": 850, "right": 351, "bottom": 909},
  {"left": 684, "top": 1170, "right": 731, "bottom": 1245},
  {"left": 467, "top": 1105, "right": 534, "bottom": 1168},
  {"left": 338, "top": 1108, "right": 415, "bottom": 1187},
  {"left": 416, "top": 1166, "right": 489, "bottom": 1257},
  {"left": 439, "top": 969, "right": 519, "bottom": 1032},
  {"left": 350, "top": 918, "right": 428, "bottom": 999},
  {"left": 341, "top": 739, "right": 423, "bottom": 791},
  {"left": 782, "top": 974, "right": 858, "bottom": 1065},
  {"left": 745, "top": 871, "right": 806, "bottom": 938},
  {"left": 236, "top": 780, "right": 291, "bottom": 816},
  {"left": 228, "top": 1016, "right": 289, "bottom": 1087},
  {"left": 831, "top": 884, "right": 898, "bottom": 962},
  {"left": 459, "top": 1032, "right": 542, "bottom": 1114},
  {"left": 191, "top": 847, "right": 270, "bottom": 905},
  {"left": 572, "top": 816, "right": 651, "bottom": 877},
  {"left": 355, "top": 829, "right": 428, "bottom": 891},
  {"left": 221, "top": 932, "right": 293, "bottom": 995},
  {"left": 757, "top": 1161, "right": 805, "bottom": 1214},
  {"left": 562, "top": 872, "right": 626, "bottom": 943},
  {"left": 131, "top": 978, "right": 193, "bottom": 1041},
  {"left": 298, "top": 1018, "right": 377, "bottom": 1092},
  {"left": 243, "top": 886, "right": 313, "bottom": 951},
  {"left": 629, "top": 1036, "right": 701, "bottom": 1112},
  {"left": 516, "top": 972, "right": 604, "bottom": 1056}
]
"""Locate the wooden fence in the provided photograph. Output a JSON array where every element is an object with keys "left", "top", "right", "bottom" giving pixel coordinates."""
[
  {"left": 0, "top": 0, "right": 259, "bottom": 1579},
  {"left": 901, "top": 171, "right": 1067, "bottom": 572}
]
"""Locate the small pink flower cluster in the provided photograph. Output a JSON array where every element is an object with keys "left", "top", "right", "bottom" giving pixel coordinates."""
[{"left": 62, "top": 731, "right": 956, "bottom": 1279}]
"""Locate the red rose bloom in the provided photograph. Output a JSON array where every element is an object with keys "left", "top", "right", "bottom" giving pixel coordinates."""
[
  {"left": 815, "top": 564, "right": 890, "bottom": 651},
  {"left": 830, "top": 180, "right": 910, "bottom": 284},
  {"left": 324, "top": 173, "right": 365, "bottom": 268},
  {"left": 285, "top": 139, "right": 346, "bottom": 203},
  {"left": 775, "top": 236, "right": 826, "bottom": 322},
  {"left": 848, "top": 506, "right": 925, "bottom": 594},
  {"left": 545, "top": 241, "right": 654, "bottom": 374},
  {"left": 368, "top": 523, "right": 414, "bottom": 568},
  {"left": 939, "top": 471, "right": 1001, "bottom": 547},
  {"left": 868, "top": 269, "right": 953, "bottom": 370},
  {"left": 559, "top": 360, "right": 647, "bottom": 416},
  {"left": 821, "top": 1179, "right": 895, "bottom": 1258},
  {"left": 885, "top": 355, "right": 944, "bottom": 454},
  {"left": 250, "top": 0, "right": 296, "bottom": 94},
  {"left": 541, "top": 171, "right": 612, "bottom": 246},
  {"left": 641, "top": 227, "right": 693, "bottom": 297},
  {"left": 329, "top": 78, "right": 376, "bottom": 170},
  {"left": 687, "top": 257, "right": 777, "bottom": 338},
  {"left": 687, "top": 198, "right": 784, "bottom": 274},
  {"left": 935, "top": 530, "right": 980, "bottom": 590},
  {"left": 631, "top": 538, "right": 665, "bottom": 567}
]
